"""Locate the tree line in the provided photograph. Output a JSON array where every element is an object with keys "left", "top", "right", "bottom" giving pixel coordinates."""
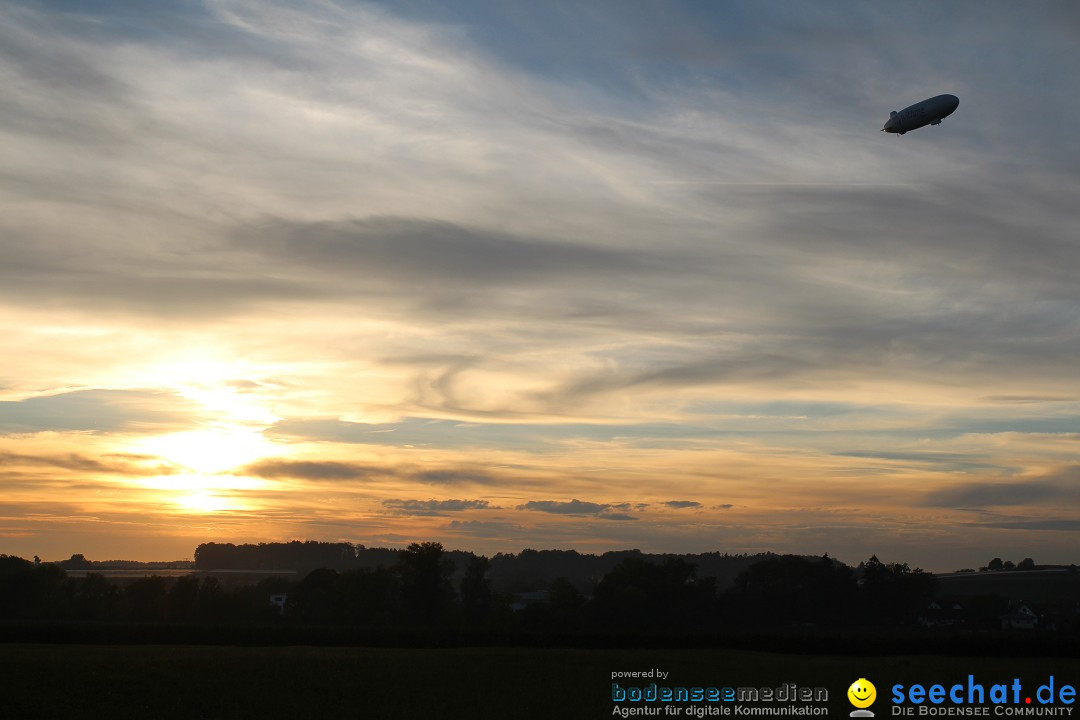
[
  {"left": 1, "top": 545, "right": 948, "bottom": 632},
  {"left": 191, "top": 541, "right": 769, "bottom": 594}
]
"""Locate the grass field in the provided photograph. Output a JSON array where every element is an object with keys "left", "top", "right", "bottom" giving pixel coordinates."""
[{"left": 2, "top": 644, "right": 1078, "bottom": 719}]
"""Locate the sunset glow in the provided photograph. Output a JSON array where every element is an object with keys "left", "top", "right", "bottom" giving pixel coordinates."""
[{"left": 135, "top": 428, "right": 278, "bottom": 475}]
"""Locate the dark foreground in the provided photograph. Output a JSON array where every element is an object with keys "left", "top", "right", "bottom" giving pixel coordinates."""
[{"left": 3, "top": 644, "right": 1078, "bottom": 720}]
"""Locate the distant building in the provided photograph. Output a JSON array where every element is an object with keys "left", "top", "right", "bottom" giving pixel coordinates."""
[
  {"left": 269, "top": 593, "right": 288, "bottom": 615},
  {"left": 919, "top": 600, "right": 967, "bottom": 628},
  {"left": 1000, "top": 603, "right": 1039, "bottom": 630},
  {"left": 510, "top": 590, "right": 549, "bottom": 613}
]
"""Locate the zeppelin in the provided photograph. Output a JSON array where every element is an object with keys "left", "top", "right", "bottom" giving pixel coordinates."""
[{"left": 883, "top": 94, "right": 959, "bottom": 135}]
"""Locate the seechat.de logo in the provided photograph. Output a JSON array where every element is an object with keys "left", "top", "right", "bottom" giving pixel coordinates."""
[{"left": 849, "top": 678, "right": 877, "bottom": 718}]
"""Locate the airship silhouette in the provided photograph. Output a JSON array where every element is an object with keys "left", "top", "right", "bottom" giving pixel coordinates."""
[{"left": 883, "top": 94, "right": 959, "bottom": 135}]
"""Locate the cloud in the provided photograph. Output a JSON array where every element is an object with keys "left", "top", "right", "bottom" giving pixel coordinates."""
[
  {"left": 980, "top": 395, "right": 1076, "bottom": 405},
  {"left": 535, "top": 354, "right": 815, "bottom": 408},
  {"left": 242, "top": 459, "right": 380, "bottom": 481},
  {"left": 0, "top": 2, "right": 684, "bottom": 320},
  {"left": 0, "top": 389, "right": 202, "bottom": 434},
  {"left": 3, "top": 1, "right": 1079, "bottom": 410},
  {"left": 238, "top": 458, "right": 504, "bottom": 487},
  {"left": 0, "top": 451, "right": 175, "bottom": 476},
  {"left": 922, "top": 481, "right": 1068, "bottom": 508},
  {"left": 410, "top": 469, "right": 502, "bottom": 486},
  {"left": 446, "top": 519, "right": 525, "bottom": 537},
  {"left": 240, "top": 216, "right": 663, "bottom": 290},
  {"left": 270, "top": 416, "right": 728, "bottom": 448},
  {"left": 974, "top": 519, "right": 1080, "bottom": 532},
  {"left": 836, "top": 451, "right": 1000, "bottom": 474},
  {"left": 382, "top": 498, "right": 490, "bottom": 516},
  {"left": 0, "top": 452, "right": 118, "bottom": 473},
  {"left": 839, "top": 451, "right": 980, "bottom": 464},
  {"left": 515, "top": 499, "right": 641, "bottom": 519},
  {"left": 4, "top": 0, "right": 1080, "bottom": 569},
  {"left": 517, "top": 499, "right": 609, "bottom": 515},
  {"left": 664, "top": 500, "right": 701, "bottom": 509}
]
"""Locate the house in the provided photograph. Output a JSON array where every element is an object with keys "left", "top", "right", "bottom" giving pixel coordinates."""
[
  {"left": 1000, "top": 603, "right": 1038, "bottom": 630},
  {"left": 919, "top": 600, "right": 967, "bottom": 628},
  {"left": 510, "top": 590, "right": 549, "bottom": 613},
  {"left": 269, "top": 593, "right": 288, "bottom": 615}
]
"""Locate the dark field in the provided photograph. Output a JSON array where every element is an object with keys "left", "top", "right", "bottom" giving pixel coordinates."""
[{"left": 3, "top": 644, "right": 1078, "bottom": 719}]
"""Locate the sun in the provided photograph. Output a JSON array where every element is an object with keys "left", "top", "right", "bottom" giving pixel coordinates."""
[
  {"left": 124, "top": 355, "right": 291, "bottom": 512},
  {"left": 173, "top": 490, "right": 231, "bottom": 514},
  {"left": 137, "top": 425, "right": 276, "bottom": 474},
  {"left": 140, "top": 473, "right": 266, "bottom": 514}
]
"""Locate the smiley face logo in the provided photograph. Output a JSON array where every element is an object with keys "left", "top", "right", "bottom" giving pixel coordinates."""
[{"left": 848, "top": 678, "right": 877, "bottom": 709}]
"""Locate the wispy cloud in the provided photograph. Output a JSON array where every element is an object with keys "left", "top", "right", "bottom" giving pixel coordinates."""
[
  {"left": 2, "top": 0, "right": 1080, "bottom": 568},
  {"left": 242, "top": 459, "right": 379, "bottom": 481},
  {"left": 0, "top": 390, "right": 203, "bottom": 434},
  {"left": 0, "top": 451, "right": 175, "bottom": 477},
  {"left": 923, "top": 481, "right": 1066, "bottom": 508},
  {"left": 240, "top": 458, "right": 504, "bottom": 487}
]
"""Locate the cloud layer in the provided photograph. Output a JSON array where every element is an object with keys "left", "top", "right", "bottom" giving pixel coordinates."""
[{"left": 2, "top": 0, "right": 1079, "bottom": 568}]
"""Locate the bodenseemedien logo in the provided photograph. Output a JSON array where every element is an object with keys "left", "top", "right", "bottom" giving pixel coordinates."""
[{"left": 849, "top": 678, "right": 877, "bottom": 718}]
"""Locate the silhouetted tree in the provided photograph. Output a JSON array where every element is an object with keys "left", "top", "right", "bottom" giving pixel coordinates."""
[
  {"left": 123, "top": 576, "right": 168, "bottom": 622},
  {"left": 194, "top": 543, "right": 233, "bottom": 570},
  {"left": 547, "top": 576, "right": 586, "bottom": 630},
  {"left": 291, "top": 568, "right": 341, "bottom": 623},
  {"left": 195, "top": 577, "right": 229, "bottom": 622},
  {"left": 859, "top": 555, "right": 936, "bottom": 623},
  {"left": 593, "top": 557, "right": 716, "bottom": 631},
  {"left": 0, "top": 555, "right": 69, "bottom": 619},
  {"left": 397, "top": 542, "right": 455, "bottom": 625},
  {"left": 73, "top": 573, "right": 117, "bottom": 621},
  {"left": 194, "top": 541, "right": 358, "bottom": 572},
  {"left": 460, "top": 555, "right": 492, "bottom": 625},
  {"left": 485, "top": 548, "right": 772, "bottom": 595},
  {"left": 988, "top": 558, "right": 1004, "bottom": 571},
  {"left": 1017, "top": 558, "right": 1036, "bottom": 571},
  {"left": 734, "top": 554, "right": 855, "bottom": 625},
  {"left": 338, "top": 567, "right": 397, "bottom": 626},
  {"left": 168, "top": 576, "right": 201, "bottom": 621}
]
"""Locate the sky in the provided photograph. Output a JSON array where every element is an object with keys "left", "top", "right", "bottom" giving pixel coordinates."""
[{"left": 2, "top": 0, "right": 1079, "bottom": 570}]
